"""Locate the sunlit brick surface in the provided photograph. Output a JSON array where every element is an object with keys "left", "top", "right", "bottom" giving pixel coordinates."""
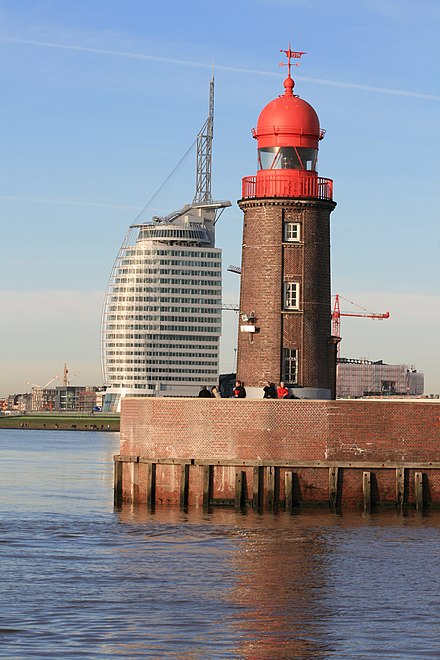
[
  {"left": 120, "top": 398, "right": 440, "bottom": 506},
  {"left": 236, "top": 198, "right": 336, "bottom": 390}
]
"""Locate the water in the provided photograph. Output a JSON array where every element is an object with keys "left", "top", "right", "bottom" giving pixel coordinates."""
[{"left": 1, "top": 430, "right": 440, "bottom": 659}]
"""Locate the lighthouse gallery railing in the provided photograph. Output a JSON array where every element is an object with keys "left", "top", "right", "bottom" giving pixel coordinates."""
[{"left": 241, "top": 175, "right": 333, "bottom": 201}]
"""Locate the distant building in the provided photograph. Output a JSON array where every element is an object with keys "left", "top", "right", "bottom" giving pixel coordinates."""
[
  {"left": 54, "top": 386, "right": 105, "bottom": 412},
  {"left": 101, "top": 211, "right": 224, "bottom": 412},
  {"left": 6, "top": 393, "right": 33, "bottom": 413},
  {"left": 6, "top": 385, "right": 106, "bottom": 413},
  {"left": 101, "top": 78, "right": 230, "bottom": 412},
  {"left": 337, "top": 358, "right": 424, "bottom": 398},
  {"left": 30, "top": 388, "right": 57, "bottom": 412}
]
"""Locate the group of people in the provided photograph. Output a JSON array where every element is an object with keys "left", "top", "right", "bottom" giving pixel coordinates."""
[
  {"left": 198, "top": 385, "right": 222, "bottom": 398},
  {"left": 263, "top": 381, "right": 290, "bottom": 399},
  {"left": 233, "top": 380, "right": 291, "bottom": 399},
  {"left": 198, "top": 380, "right": 292, "bottom": 399},
  {"left": 198, "top": 381, "right": 247, "bottom": 398}
]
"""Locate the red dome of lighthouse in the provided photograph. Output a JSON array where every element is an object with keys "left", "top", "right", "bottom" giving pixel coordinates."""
[
  {"left": 240, "top": 47, "right": 333, "bottom": 202},
  {"left": 254, "top": 77, "right": 321, "bottom": 149}
]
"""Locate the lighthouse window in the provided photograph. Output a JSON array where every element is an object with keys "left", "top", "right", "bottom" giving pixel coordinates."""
[
  {"left": 258, "top": 147, "right": 317, "bottom": 171},
  {"left": 283, "top": 282, "right": 300, "bottom": 309},
  {"left": 285, "top": 223, "right": 300, "bottom": 242},
  {"left": 282, "top": 348, "right": 298, "bottom": 384}
]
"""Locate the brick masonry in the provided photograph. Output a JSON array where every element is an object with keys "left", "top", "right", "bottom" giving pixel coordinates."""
[
  {"left": 236, "top": 198, "right": 336, "bottom": 390},
  {"left": 119, "top": 398, "right": 440, "bottom": 507}
]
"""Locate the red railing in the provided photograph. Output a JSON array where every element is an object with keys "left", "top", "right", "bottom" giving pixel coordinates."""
[{"left": 241, "top": 175, "right": 333, "bottom": 201}]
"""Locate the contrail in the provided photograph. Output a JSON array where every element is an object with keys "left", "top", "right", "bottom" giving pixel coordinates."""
[
  {"left": 0, "top": 37, "right": 213, "bottom": 69},
  {"left": 0, "top": 195, "right": 141, "bottom": 210},
  {"left": 296, "top": 76, "right": 440, "bottom": 101},
  {"left": 1, "top": 36, "right": 439, "bottom": 101}
]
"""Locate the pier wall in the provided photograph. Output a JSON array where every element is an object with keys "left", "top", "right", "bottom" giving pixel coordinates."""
[{"left": 117, "top": 399, "right": 440, "bottom": 509}]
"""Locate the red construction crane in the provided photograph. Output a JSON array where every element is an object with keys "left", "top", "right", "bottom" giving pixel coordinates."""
[{"left": 332, "top": 294, "right": 390, "bottom": 346}]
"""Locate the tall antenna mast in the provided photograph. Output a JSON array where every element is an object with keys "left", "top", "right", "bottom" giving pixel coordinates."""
[{"left": 193, "top": 75, "right": 214, "bottom": 204}]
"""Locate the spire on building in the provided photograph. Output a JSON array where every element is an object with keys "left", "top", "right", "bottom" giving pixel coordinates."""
[{"left": 193, "top": 75, "right": 214, "bottom": 205}]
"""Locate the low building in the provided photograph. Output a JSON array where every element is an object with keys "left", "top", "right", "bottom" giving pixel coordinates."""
[
  {"left": 336, "top": 358, "right": 424, "bottom": 398},
  {"left": 30, "top": 388, "right": 57, "bottom": 412},
  {"left": 54, "top": 386, "right": 105, "bottom": 412},
  {"left": 6, "top": 393, "right": 33, "bottom": 413}
]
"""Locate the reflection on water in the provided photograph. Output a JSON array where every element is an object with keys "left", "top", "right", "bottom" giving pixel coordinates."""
[{"left": 1, "top": 429, "right": 440, "bottom": 658}]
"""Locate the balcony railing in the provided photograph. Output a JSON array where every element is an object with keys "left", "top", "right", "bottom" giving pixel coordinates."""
[{"left": 241, "top": 175, "right": 333, "bottom": 201}]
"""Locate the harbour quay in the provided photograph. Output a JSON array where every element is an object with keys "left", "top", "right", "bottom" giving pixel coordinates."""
[{"left": 115, "top": 398, "right": 440, "bottom": 511}]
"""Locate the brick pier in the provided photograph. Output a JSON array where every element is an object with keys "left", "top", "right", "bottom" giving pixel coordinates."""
[{"left": 116, "top": 398, "right": 440, "bottom": 510}]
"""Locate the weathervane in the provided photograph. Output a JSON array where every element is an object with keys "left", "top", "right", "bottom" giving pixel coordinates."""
[{"left": 279, "top": 43, "right": 306, "bottom": 78}]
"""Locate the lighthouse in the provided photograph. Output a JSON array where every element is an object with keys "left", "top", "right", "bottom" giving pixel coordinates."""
[{"left": 237, "top": 46, "right": 338, "bottom": 399}]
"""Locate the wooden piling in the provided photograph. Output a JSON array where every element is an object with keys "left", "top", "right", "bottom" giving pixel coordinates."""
[
  {"left": 363, "top": 471, "right": 372, "bottom": 512},
  {"left": 113, "top": 456, "right": 440, "bottom": 512},
  {"left": 131, "top": 460, "right": 139, "bottom": 503},
  {"left": 114, "top": 457, "right": 123, "bottom": 506},
  {"left": 265, "top": 466, "right": 275, "bottom": 511},
  {"left": 253, "top": 466, "right": 264, "bottom": 510},
  {"left": 285, "top": 471, "right": 293, "bottom": 513},
  {"left": 180, "top": 463, "right": 190, "bottom": 509},
  {"left": 234, "top": 469, "right": 246, "bottom": 509},
  {"left": 146, "top": 462, "right": 156, "bottom": 509},
  {"left": 415, "top": 471, "right": 424, "bottom": 511},
  {"left": 396, "top": 467, "right": 405, "bottom": 511},
  {"left": 274, "top": 467, "right": 280, "bottom": 510},
  {"left": 264, "top": 467, "right": 280, "bottom": 511},
  {"left": 203, "top": 465, "right": 213, "bottom": 508},
  {"left": 329, "top": 466, "right": 339, "bottom": 511}
]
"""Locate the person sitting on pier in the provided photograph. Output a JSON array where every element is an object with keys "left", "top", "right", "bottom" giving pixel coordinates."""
[
  {"left": 198, "top": 385, "right": 211, "bottom": 398},
  {"left": 277, "top": 381, "right": 289, "bottom": 399},
  {"left": 263, "top": 382, "right": 278, "bottom": 398},
  {"left": 232, "top": 380, "right": 246, "bottom": 398}
]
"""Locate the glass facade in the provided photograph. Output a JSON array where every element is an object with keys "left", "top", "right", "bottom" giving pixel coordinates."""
[{"left": 102, "top": 207, "right": 223, "bottom": 402}]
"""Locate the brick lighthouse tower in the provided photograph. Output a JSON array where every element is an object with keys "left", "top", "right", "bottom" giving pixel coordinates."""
[{"left": 237, "top": 46, "right": 338, "bottom": 399}]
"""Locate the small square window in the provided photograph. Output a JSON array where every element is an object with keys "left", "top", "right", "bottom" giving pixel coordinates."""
[{"left": 285, "top": 222, "right": 300, "bottom": 242}]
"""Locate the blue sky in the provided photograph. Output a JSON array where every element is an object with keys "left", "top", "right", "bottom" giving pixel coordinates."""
[{"left": 1, "top": 0, "right": 439, "bottom": 395}]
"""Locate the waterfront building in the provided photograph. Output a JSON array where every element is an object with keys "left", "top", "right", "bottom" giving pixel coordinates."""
[
  {"left": 30, "top": 387, "right": 57, "bottom": 412},
  {"left": 236, "top": 47, "right": 338, "bottom": 399},
  {"left": 6, "top": 393, "right": 33, "bottom": 413},
  {"left": 8, "top": 385, "right": 104, "bottom": 413},
  {"left": 336, "top": 358, "right": 424, "bottom": 398},
  {"left": 101, "top": 79, "right": 230, "bottom": 412},
  {"left": 54, "top": 386, "right": 104, "bottom": 412}
]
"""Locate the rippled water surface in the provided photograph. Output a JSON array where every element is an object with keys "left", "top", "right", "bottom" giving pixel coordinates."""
[{"left": 1, "top": 429, "right": 440, "bottom": 659}]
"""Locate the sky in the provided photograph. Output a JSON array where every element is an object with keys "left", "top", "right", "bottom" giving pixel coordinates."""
[{"left": 0, "top": 0, "right": 439, "bottom": 396}]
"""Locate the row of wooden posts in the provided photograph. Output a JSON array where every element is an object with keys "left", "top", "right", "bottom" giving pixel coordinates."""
[{"left": 114, "top": 456, "right": 432, "bottom": 512}]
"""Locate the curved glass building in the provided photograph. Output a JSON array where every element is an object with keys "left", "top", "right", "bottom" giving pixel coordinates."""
[{"left": 101, "top": 79, "right": 230, "bottom": 411}]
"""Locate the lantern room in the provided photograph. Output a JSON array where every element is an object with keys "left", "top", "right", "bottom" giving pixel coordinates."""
[{"left": 241, "top": 48, "right": 333, "bottom": 201}]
